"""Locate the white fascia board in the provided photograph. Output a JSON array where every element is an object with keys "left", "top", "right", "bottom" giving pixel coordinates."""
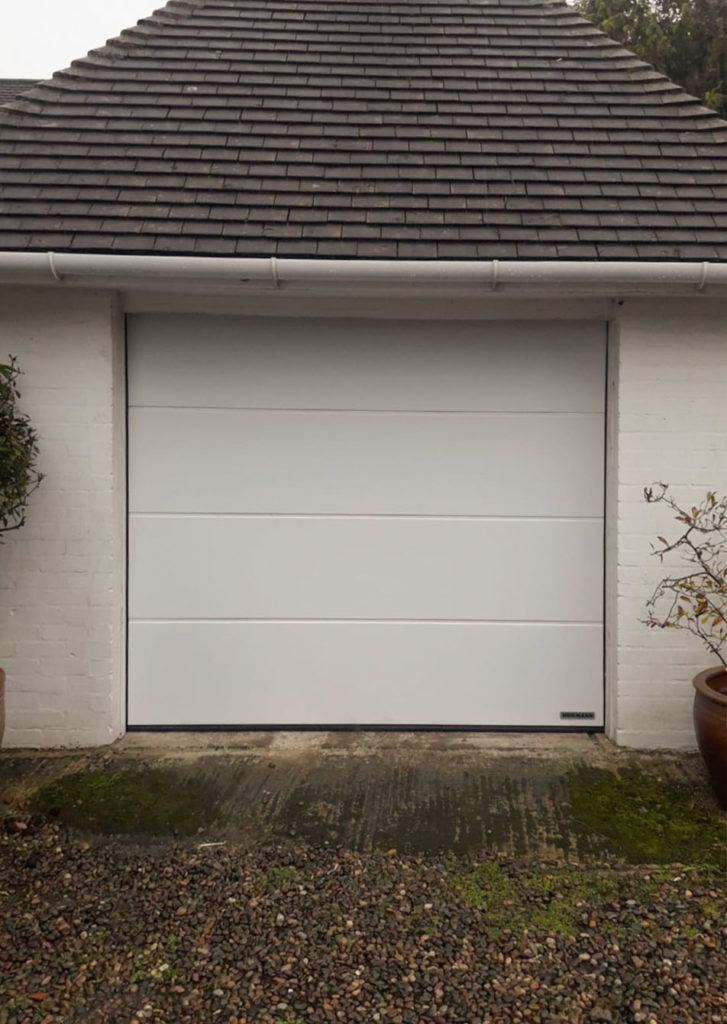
[{"left": 0, "top": 252, "right": 725, "bottom": 296}]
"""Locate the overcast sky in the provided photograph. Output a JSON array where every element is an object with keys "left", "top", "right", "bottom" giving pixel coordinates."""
[{"left": 2, "top": 1, "right": 159, "bottom": 80}]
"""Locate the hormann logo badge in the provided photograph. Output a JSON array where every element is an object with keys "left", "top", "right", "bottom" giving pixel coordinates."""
[{"left": 560, "top": 711, "right": 596, "bottom": 720}]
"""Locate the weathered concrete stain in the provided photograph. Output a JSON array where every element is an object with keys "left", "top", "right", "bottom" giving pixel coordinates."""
[{"left": 2, "top": 733, "right": 724, "bottom": 864}]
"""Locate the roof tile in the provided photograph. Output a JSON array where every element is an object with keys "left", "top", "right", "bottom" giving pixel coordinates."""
[
  {"left": 0, "top": 0, "right": 724, "bottom": 260},
  {"left": 0, "top": 79, "right": 39, "bottom": 104}
]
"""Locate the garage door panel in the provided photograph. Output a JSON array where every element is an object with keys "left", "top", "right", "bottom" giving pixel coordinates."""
[
  {"left": 128, "top": 621, "right": 603, "bottom": 727},
  {"left": 128, "top": 315, "right": 606, "bottom": 413},
  {"left": 129, "top": 516, "right": 603, "bottom": 622},
  {"left": 127, "top": 313, "right": 606, "bottom": 729},
  {"left": 129, "top": 408, "right": 604, "bottom": 517}
]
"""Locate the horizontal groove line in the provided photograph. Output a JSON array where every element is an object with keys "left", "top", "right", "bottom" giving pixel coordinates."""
[
  {"left": 129, "top": 513, "right": 604, "bottom": 522},
  {"left": 129, "top": 618, "right": 603, "bottom": 626},
  {"left": 128, "top": 406, "right": 605, "bottom": 415}
]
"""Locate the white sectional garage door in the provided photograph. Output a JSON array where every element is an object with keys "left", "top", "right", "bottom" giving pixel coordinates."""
[{"left": 127, "top": 315, "right": 606, "bottom": 728}]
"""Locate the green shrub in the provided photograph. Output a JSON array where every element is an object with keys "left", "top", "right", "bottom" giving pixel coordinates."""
[{"left": 0, "top": 355, "right": 43, "bottom": 539}]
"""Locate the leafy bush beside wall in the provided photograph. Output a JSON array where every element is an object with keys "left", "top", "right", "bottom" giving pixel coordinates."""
[{"left": 0, "top": 356, "right": 43, "bottom": 539}]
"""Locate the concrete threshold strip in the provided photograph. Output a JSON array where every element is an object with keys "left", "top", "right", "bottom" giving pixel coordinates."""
[
  {"left": 0, "top": 251, "right": 725, "bottom": 297},
  {"left": 0, "top": 730, "right": 607, "bottom": 761},
  {"left": 117, "top": 729, "right": 609, "bottom": 759}
]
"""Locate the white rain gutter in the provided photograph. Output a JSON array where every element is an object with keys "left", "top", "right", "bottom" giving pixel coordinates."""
[{"left": 0, "top": 252, "right": 725, "bottom": 296}]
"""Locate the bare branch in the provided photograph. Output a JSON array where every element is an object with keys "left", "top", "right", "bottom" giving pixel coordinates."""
[{"left": 643, "top": 484, "right": 727, "bottom": 667}]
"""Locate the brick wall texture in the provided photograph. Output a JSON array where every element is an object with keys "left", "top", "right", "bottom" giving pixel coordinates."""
[
  {"left": 612, "top": 297, "right": 727, "bottom": 748},
  {"left": 0, "top": 287, "right": 125, "bottom": 748}
]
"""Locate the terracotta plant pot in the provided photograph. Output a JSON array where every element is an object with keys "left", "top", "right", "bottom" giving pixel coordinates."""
[{"left": 693, "top": 667, "right": 727, "bottom": 810}]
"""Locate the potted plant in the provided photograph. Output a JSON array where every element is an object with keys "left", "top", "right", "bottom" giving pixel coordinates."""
[
  {"left": 644, "top": 483, "right": 727, "bottom": 809},
  {"left": 0, "top": 355, "right": 44, "bottom": 746}
]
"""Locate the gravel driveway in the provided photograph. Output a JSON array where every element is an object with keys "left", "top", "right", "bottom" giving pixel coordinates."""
[
  {"left": 1, "top": 739, "right": 725, "bottom": 1024},
  {"left": 1, "top": 820, "right": 725, "bottom": 1024}
]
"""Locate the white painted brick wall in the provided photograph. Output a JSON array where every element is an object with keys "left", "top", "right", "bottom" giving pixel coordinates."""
[
  {"left": 610, "top": 297, "right": 727, "bottom": 749},
  {"left": 0, "top": 287, "right": 125, "bottom": 748}
]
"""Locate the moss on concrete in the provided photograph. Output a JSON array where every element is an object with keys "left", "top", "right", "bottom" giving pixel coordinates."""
[
  {"left": 29, "top": 767, "right": 214, "bottom": 836},
  {"left": 567, "top": 766, "right": 727, "bottom": 865}
]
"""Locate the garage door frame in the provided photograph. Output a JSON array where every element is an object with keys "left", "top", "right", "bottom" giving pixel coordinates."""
[{"left": 123, "top": 312, "right": 608, "bottom": 733}]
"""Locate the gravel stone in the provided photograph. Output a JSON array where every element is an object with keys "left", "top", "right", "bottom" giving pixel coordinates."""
[{"left": 0, "top": 820, "right": 725, "bottom": 1023}]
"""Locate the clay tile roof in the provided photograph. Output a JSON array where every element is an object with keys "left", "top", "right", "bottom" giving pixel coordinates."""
[
  {"left": 0, "top": 0, "right": 725, "bottom": 260},
  {"left": 0, "top": 80, "right": 39, "bottom": 104}
]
